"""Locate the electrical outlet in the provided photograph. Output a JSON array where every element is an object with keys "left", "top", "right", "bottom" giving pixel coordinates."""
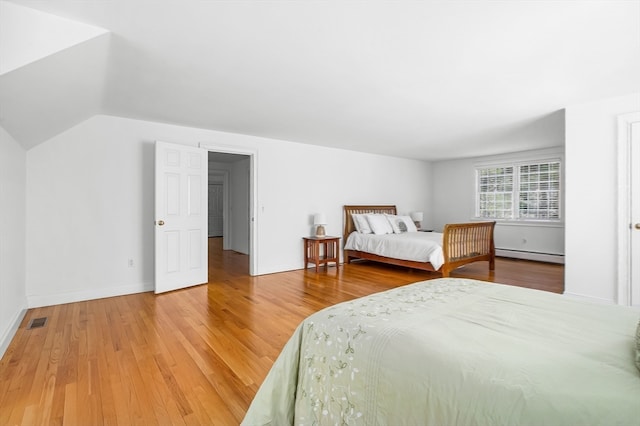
[{"left": 128, "top": 259, "right": 134, "bottom": 267}]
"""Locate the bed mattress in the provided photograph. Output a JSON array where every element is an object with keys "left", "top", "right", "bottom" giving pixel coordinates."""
[
  {"left": 344, "top": 231, "right": 445, "bottom": 270},
  {"left": 242, "top": 278, "right": 640, "bottom": 425}
]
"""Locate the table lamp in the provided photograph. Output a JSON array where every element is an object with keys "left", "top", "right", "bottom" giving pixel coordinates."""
[
  {"left": 314, "top": 213, "right": 327, "bottom": 237},
  {"left": 410, "top": 211, "right": 423, "bottom": 230}
]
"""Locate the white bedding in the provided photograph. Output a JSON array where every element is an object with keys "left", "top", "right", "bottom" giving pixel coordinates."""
[{"left": 344, "top": 231, "right": 445, "bottom": 270}]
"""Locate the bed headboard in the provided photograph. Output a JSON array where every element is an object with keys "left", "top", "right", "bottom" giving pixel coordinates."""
[{"left": 343, "top": 205, "right": 397, "bottom": 243}]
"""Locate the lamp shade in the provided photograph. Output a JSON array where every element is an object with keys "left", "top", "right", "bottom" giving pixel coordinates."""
[
  {"left": 410, "top": 212, "right": 423, "bottom": 222},
  {"left": 314, "top": 213, "right": 327, "bottom": 225}
]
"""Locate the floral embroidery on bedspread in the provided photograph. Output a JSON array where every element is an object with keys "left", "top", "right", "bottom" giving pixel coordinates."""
[{"left": 294, "top": 278, "right": 483, "bottom": 425}]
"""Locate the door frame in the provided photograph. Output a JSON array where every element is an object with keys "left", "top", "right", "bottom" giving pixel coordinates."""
[
  {"left": 616, "top": 112, "right": 640, "bottom": 305},
  {"left": 200, "top": 142, "right": 258, "bottom": 276}
]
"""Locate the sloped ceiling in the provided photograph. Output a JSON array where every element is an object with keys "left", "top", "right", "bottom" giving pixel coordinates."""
[
  {"left": 1, "top": 1, "right": 639, "bottom": 160},
  {"left": 0, "top": 2, "right": 109, "bottom": 149}
]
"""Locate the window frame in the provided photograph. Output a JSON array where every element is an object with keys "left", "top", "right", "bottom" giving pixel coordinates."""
[{"left": 474, "top": 157, "right": 563, "bottom": 224}]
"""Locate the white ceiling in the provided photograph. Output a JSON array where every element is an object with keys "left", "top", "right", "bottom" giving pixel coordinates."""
[{"left": 2, "top": 1, "right": 639, "bottom": 160}]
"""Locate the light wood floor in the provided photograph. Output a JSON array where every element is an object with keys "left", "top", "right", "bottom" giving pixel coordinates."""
[{"left": 0, "top": 238, "right": 563, "bottom": 425}]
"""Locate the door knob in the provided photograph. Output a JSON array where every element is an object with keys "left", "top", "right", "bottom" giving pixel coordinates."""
[
  {"left": 157, "top": 220, "right": 165, "bottom": 226},
  {"left": 635, "top": 223, "right": 640, "bottom": 230}
]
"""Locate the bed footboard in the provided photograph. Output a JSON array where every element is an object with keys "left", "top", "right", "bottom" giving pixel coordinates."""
[{"left": 441, "top": 221, "right": 496, "bottom": 277}]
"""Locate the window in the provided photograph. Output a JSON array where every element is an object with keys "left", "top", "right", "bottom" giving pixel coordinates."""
[
  {"left": 477, "top": 167, "right": 514, "bottom": 219},
  {"left": 476, "top": 161, "right": 560, "bottom": 221}
]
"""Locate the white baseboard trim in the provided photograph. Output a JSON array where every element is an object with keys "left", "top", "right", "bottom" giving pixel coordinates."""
[
  {"left": 496, "top": 249, "right": 564, "bottom": 264},
  {"left": 0, "top": 308, "right": 27, "bottom": 361},
  {"left": 563, "top": 292, "right": 615, "bottom": 305},
  {"left": 27, "top": 282, "right": 155, "bottom": 309}
]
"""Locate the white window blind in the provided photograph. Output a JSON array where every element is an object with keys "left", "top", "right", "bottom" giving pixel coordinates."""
[
  {"left": 476, "top": 161, "right": 561, "bottom": 221},
  {"left": 518, "top": 162, "right": 560, "bottom": 220},
  {"left": 478, "top": 167, "right": 514, "bottom": 219}
]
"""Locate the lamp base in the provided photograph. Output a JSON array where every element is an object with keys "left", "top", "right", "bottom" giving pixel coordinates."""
[{"left": 315, "top": 225, "right": 326, "bottom": 237}]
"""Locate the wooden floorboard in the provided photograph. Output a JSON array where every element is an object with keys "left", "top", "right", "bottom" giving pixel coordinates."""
[{"left": 0, "top": 237, "right": 563, "bottom": 425}]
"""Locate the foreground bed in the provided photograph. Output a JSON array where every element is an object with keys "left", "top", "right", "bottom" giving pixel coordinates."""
[
  {"left": 242, "top": 278, "right": 640, "bottom": 425},
  {"left": 343, "top": 205, "right": 495, "bottom": 277}
]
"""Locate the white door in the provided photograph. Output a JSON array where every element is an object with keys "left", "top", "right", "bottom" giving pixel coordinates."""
[
  {"left": 155, "top": 141, "right": 208, "bottom": 294},
  {"left": 631, "top": 121, "right": 640, "bottom": 307},
  {"left": 208, "top": 183, "right": 224, "bottom": 237}
]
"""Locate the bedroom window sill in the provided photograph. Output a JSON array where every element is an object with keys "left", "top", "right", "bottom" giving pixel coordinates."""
[{"left": 471, "top": 219, "right": 564, "bottom": 228}]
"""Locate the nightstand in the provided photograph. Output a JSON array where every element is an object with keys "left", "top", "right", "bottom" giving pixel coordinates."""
[{"left": 303, "top": 236, "right": 340, "bottom": 272}]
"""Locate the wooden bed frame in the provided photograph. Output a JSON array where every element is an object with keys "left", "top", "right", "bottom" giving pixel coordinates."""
[{"left": 343, "top": 205, "right": 496, "bottom": 277}]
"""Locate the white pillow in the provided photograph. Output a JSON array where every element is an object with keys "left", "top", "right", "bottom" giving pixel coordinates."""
[
  {"left": 399, "top": 215, "right": 418, "bottom": 232},
  {"left": 366, "top": 214, "right": 394, "bottom": 235},
  {"left": 385, "top": 214, "right": 406, "bottom": 233},
  {"left": 351, "top": 213, "right": 372, "bottom": 234},
  {"left": 385, "top": 214, "right": 418, "bottom": 233}
]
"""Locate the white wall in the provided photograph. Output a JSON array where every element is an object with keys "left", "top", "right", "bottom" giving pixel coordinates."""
[
  {"left": 565, "top": 93, "right": 640, "bottom": 303},
  {"left": 230, "top": 158, "right": 250, "bottom": 254},
  {"left": 432, "top": 148, "right": 565, "bottom": 259},
  {"left": 25, "top": 114, "right": 431, "bottom": 307},
  {"left": 0, "top": 125, "right": 27, "bottom": 358}
]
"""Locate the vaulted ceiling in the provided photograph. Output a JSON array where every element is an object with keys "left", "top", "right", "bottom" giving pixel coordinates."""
[{"left": 1, "top": 1, "right": 639, "bottom": 160}]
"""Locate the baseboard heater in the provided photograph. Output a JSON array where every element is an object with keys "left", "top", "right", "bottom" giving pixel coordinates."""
[{"left": 495, "top": 249, "right": 564, "bottom": 264}]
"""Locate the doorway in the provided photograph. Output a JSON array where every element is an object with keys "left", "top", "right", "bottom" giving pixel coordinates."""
[
  {"left": 617, "top": 112, "right": 640, "bottom": 307},
  {"left": 205, "top": 146, "right": 257, "bottom": 276}
]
